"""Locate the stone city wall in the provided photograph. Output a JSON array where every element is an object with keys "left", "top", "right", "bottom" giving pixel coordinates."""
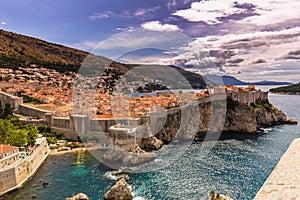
[
  {"left": 53, "top": 117, "right": 70, "bottom": 129},
  {"left": 19, "top": 104, "right": 52, "bottom": 120},
  {"left": 0, "top": 168, "right": 17, "bottom": 194},
  {"left": 0, "top": 91, "right": 23, "bottom": 111}
]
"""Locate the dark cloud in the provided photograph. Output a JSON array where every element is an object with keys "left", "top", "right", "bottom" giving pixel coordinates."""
[
  {"left": 252, "top": 59, "right": 267, "bottom": 64},
  {"left": 288, "top": 50, "right": 300, "bottom": 55},
  {"left": 283, "top": 50, "right": 300, "bottom": 59},
  {"left": 228, "top": 58, "right": 244, "bottom": 64},
  {"left": 222, "top": 41, "right": 267, "bottom": 50},
  {"left": 209, "top": 50, "right": 236, "bottom": 59}
]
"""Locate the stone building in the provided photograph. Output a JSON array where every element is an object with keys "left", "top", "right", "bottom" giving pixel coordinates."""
[{"left": 0, "top": 145, "right": 20, "bottom": 169}]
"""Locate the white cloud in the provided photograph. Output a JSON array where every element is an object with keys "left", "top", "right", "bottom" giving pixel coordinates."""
[
  {"left": 119, "top": 55, "right": 175, "bottom": 65},
  {"left": 74, "top": 29, "right": 191, "bottom": 59},
  {"left": 238, "top": 0, "right": 300, "bottom": 26},
  {"left": 115, "top": 26, "right": 134, "bottom": 32},
  {"left": 172, "top": 0, "right": 300, "bottom": 26},
  {"left": 0, "top": 22, "right": 6, "bottom": 25},
  {"left": 167, "top": 27, "right": 300, "bottom": 79},
  {"left": 141, "top": 21, "right": 180, "bottom": 32},
  {"left": 173, "top": 0, "right": 246, "bottom": 24},
  {"left": 89, "top": 11, "right": 130, "bottom": 20},
  {"left": 134, "top": 6, "right": 161, "bottom": 17},
  {"left": 166, "top": 0, "right": 194, "bottom": 11},
  {"left": 89, "top": 6, "right": 161, "bottom": 21}
]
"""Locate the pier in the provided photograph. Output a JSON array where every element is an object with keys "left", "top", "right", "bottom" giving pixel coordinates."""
[{"left": 254, "top": 138, "right": 300, "bottom": 199}]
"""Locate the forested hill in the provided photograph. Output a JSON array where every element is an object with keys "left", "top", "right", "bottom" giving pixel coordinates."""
[
  {"left": 0, "top": 29, "right": 210, "bottom": 89},
  {"left": 270, "top": 83, "right": 300, "bottom": 94},
  {"left": 0, "top": 29, "right": 90, "bottom": 72}
]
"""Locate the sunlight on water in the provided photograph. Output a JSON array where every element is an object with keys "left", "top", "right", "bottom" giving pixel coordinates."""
[{"left": 1, "top": 95, "right": 300, "bottom": 200}]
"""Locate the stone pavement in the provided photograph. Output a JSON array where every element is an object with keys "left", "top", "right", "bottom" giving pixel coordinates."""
[{"left": 254, "top": 138, "right": 300, "bottom": 200}]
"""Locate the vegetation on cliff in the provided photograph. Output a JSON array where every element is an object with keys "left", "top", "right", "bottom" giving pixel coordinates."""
[
  {"left": 225, "top": 97, "right": 291, "bottom": 133},
  {"left": 270, "top": 83, "right": 300, "bottom": 94},
  {"left": 250, "top": 99, "right": 275, "bottom": 112}
]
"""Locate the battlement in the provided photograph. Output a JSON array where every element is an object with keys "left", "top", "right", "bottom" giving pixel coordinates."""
[
  {"left": 212, "top": 86, "right": 269, "bottom": 105},
  {"left": 227, "top": 90, "right": 269, "bottom": 105}
]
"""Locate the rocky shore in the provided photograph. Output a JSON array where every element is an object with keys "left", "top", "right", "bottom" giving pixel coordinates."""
[
  {"left": 102, "top": 144, "right": 156, "bottom": 167},
  {"left": 102, "top": 97, "right": 297, "bottom": 168},
  {"left": 141, "top": 98, "right": 297, "bottom": 151}
]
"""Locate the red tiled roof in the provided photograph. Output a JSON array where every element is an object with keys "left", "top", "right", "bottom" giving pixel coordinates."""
[{"left": 0, "top": 145, "right": 18, "bottom": 154}]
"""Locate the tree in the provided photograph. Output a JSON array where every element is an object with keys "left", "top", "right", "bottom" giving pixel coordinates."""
[
  {"left": 3, "top": 103, "right": 13, "bottom": 118},
  {"left": 0, "top": 120, "right": 10, "bottom": 144},
  {"left": 0, "top": 118, "right": 38, "bottom": 147},
  {"left": 0, "top": 119, "right": 26, "bottom": 146},
  {"left": 7, "top": 129, "right": 28, "bottom": 147},
  {"left": 25, "top": 124, "right": 38, "bottom": 146}
]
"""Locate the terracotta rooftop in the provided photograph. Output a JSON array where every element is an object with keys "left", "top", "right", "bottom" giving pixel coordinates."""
[{"left": 0, "top": 145, "right": 18, "bottom": 154}]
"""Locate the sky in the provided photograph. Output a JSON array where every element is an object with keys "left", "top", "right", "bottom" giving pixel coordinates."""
[{"left": 0, "top": 0, "right": 300, "bottom": 82}]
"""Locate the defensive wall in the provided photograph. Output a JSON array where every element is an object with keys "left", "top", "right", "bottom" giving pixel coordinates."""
[
  {"left": 227, "top": 90, "right": 268, "bottom": 105},
  {"left": 0, "top": 89, "right": 268, "bottom": 140},
  {"left": 19, "top": 104, "right": 53, "bottom": 120},
  {"left": 0, "top": 91, "right": 23, "bottom": 112},
  {"left": 0, "top": 138, "right": 50, "bottom": 196}
]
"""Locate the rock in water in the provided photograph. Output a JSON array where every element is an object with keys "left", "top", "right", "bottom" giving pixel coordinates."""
[
  {"left": 211, "top": 194, "right": 233, "bottom": 200},
  {"left": 102, "top": 144, "right": 156, "bottom": 167},
  {"left": 104, "top": 178, "right": 133, "bottom": 200},
  {"left": 65, "top": 193, "right": 89, "bottom": 200},
  {"left": 209, "top": 190, "right": 232, "bottom": 200},
  {"left": 141, "top": 136, "right": 164, "bottom": 151},
  {"left": 285, "top": 118, "right": 298, "bottom": 125}
]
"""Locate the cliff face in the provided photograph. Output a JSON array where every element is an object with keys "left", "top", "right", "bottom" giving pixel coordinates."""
[
  {"left": 223, "top": 99, "right": 289, "bottom": 133},
  {"left": 147, "top": 98, "right": 294, "bottom": 149}
]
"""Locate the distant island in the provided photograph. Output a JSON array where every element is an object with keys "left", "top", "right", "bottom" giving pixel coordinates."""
[
  {"left": 270, "top": 83, "right": 300, "bottom": 95},
  {"left": 205, "top": 74, "right": 293, "bottom": 86}
]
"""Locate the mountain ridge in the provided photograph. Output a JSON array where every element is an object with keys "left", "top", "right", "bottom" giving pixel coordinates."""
[
  {"left": 0, "top": 29, "right": 210, "bottom": 90},
  {"left": 205, "top": 74, "right": 293, "bottom": 86}
]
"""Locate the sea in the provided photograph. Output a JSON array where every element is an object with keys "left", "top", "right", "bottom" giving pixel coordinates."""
[{"left": 1, "top": 86, "right": 300, "bottom": 200}]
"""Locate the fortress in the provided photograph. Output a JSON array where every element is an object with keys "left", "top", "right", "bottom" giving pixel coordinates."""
[
  {"left": 0, "top": 137, "right": 50, "bottom": 196},
  {"left": 0, "top": 87, "right": 269, "bottom": 143}
]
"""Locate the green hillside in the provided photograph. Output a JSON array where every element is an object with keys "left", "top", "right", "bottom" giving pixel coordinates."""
[
  {"left": 0, "top": 29, "right": 89, "bottom": 72},
  {"left": 0, "top": 29, "right": 210, "bottom": 90},
  {"left": 270, "top": 83, "right": 300, "bottom": 94}
]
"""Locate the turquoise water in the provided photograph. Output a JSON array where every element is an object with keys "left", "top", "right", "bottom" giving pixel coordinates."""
[{"left": 1, "top": 94, "right": 300, "bottom": 200}]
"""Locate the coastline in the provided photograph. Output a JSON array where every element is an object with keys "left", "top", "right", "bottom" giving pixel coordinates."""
[
  {"left": 49, "top": 146, "right": 108, "bottom": 156},
  {"left": 270, "top": 92, "right": 300, "bottom": 95},
  {"left": 49, "top": 148, "right": 85, "bottom": 156}
]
